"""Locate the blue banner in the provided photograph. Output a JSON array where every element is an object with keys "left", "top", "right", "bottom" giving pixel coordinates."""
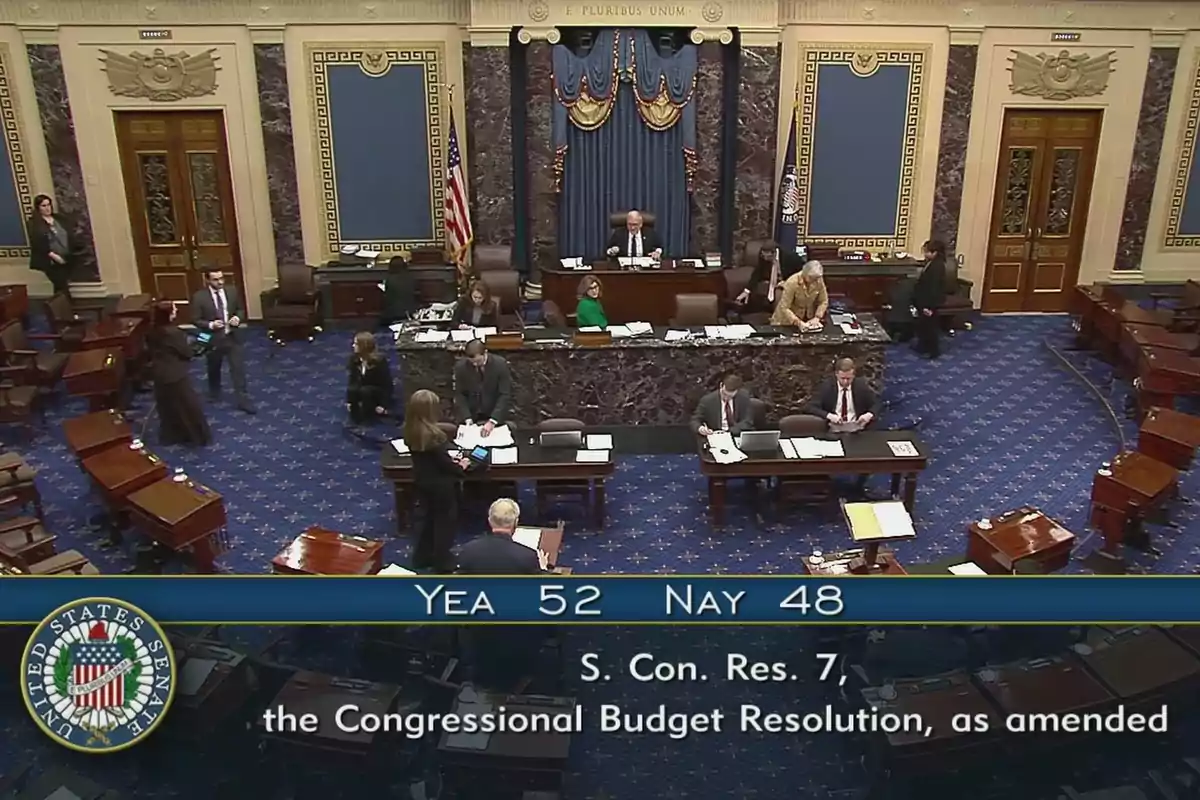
[{"left": 1, "top": 577, "right": 1199, "bottom": 624}]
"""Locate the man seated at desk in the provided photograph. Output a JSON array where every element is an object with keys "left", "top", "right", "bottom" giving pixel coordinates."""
[
  {"left": 453, "top": 338, "right": 512, "bottom": 433},
  {"left": 806, "top": 358, "right": 881, "bottom": 494},
  {"left": 692, "top": 373, "right": 755, "bottom": 437},
  {"left": 771, "top": 259, "right": 828, "bottom": 331},
  {"left": 605, "top": 210, "right": 662, "bottom": 260}
]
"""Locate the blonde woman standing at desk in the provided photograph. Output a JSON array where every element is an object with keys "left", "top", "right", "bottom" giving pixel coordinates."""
[{"left": 771, "top": 260, "right": 828, "bottom": 332}]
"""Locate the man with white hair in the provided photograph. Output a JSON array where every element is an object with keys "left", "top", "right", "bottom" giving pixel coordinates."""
[
  {"left": 605, "top": 209, "right": 663, "bottom": 259},
  {"left": 456, "top": 498, "right": 548, "bottom": 574},
  {"left": 771, "top": 259, "right": 829, "bottom": 331}
]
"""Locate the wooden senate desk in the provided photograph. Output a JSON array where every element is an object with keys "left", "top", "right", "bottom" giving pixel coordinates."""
[
  {"left": 62, "top": 409, "right": 133, "bottom": 460},
  {"left": 313, "top": 262, "right": 457, "bottom": 322},
  {"left": 260, "top": 671, "right": 402, "bottom": 757},
  {"left": 169, "top": 635, "right": 256, "bottom": 735},
  {"left": 126, "top": 477, "right": 228, "bottom": 572},
  {"left": 975, "top": 655, "right": 1115, "bottom": 729},
  {"left": 1075, "top": 626, "right": 1200, "bottom": 706},
  {"left": 63, "top": 348, "right": 124, "bottom": 410},
  {"left": 382, "top": 442, "right": 614, "bottom": 532},
  {"left": 698, "top": 430, "right": 928, "bottom": 526},
  {"left": 80, "top": 316, "right": 143, "bottom": 360},
  {"left": 272, "top": 526, "right": 384, "bottom": 575},
  {"left": 966, "top": 507, "right": 1076, "bottom": 574},
  {"left": 438, "top": 687, "right": 576, "bottom": 772},
  {"left": 396, "top": 319, "right": 889, "bottom": 427},
  {"left": 1136, "top": 347, "right": 1200, "bottom": 414},
  {"left": 111, "top": 293, "right": 154, "bottom": 323},
  {"left": 1139, "top": 407, "right": 1200, "bottom": 469},
  {"left": 81, "top": 444, "right": 168, "bottom": 513},
  {"left": 1090, "top": 450, "right": 1178, "bottom": 555},
  {"left": 1119, "top": 324, "right": 1198, "bottom": 374}
]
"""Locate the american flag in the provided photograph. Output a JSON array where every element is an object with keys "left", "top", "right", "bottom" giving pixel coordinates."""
[
  {"left": 444, "top": 110, "right": 473, "bottom": 268},
  {"left": 72, "top": 640, "right": 126, "bottom": 709}
]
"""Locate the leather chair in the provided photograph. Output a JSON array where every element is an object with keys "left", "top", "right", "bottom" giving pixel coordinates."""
[
  {"left": 775, "top": 414, "right": 832, "bottom": 504},
  {"left": 261, "top": 264, "right": 321, "bottom": 351},
  {"left": 0, "top": 516, "right": 56, "bottom": 568},
  {"left": 0, "top": 452, "right": 43, "bottom": 520},
  {"left": 749, "top": 398, "right": 770, "bottom": 430},
  {"left": 940, "top": 255, "right": 975, "bottom": 334},
  {"left": 437, "top": 422, "right": 458, "bottom": 440},
  {"left": 741, "top": 240, "right": 775, "bottom": 268},
  {"left": 0, "top": 320, "right": 67, "bottom": 392},
  {"left": 474, "top": 245, "right": 512, "bottom": 272},
  {"left": 670, "top": 293, "right": 721, "bottom": 326},
  {"left": 533, "top": 418, "right": 592, "bottom": 520},
  {"left": 478, "top": 270, "right": 524, "bottom": 329},
  {"left": 541, "top": 299, "right": 568, "bottom": 328},
  {"left": 41, "top": 292, "right": 105, "bottom": 351},
  {"left": 0, "top": 363, "right": 40, "bottom": 441},
  {"left": 608, "top": 211, "right": 657, "bottom": 229}
]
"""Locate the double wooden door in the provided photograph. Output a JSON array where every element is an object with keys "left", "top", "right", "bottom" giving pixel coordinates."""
[
  {"left": 982, "top": 109, "right": 1102, "bottom": 313},
  {"left": 114, "top": 110, "right": 244, "bottom": 322}
]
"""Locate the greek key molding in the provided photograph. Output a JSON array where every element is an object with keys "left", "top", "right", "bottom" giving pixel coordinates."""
[
  {"left": 0, "top": 43, "right": 31, "bottom": 258},
  {"left": 1163, "top": 47, "right": 1200, "bottom": 248}
]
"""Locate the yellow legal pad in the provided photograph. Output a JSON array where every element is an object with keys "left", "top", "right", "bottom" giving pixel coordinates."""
[{"left": 843, "top": 500, "right": 918, "bottom": 543}]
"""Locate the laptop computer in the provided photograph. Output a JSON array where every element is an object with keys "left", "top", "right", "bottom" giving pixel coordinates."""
[
  {"left": 540, "top": 430, "right": 583, "bottom": 448},
  {"left": 738, "top": 430, "right": 781, "bottom": 452}
]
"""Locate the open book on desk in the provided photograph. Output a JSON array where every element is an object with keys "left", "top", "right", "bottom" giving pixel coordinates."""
[
  {"left": 843, "top": 500, "right": 917, "bottom": 542},
  {"left": 455, "top": 424, "right": 515, "bottom": 449}
]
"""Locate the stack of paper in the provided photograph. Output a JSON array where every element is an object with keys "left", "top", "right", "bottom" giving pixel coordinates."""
[
  {"left": 608, "top": 325, "right": 633, "bottom": 338},
  {"left": 512, "top": 527, "right": 542, "bottom": 550},
  {"left": 626, "top": 321, "right": 652, "bottom": 336},
  {"left": 379, "top": 563, "right": 416, "bottom": 575},
  {"left": 780, "top": 439, "right": 798, "bottom": 459},
  {"left": 576, "top": 449, "right": 609, "bottom": 463},
  {"left": 559, "top": 257, "right": 583, "bottom": 268},
  {"left": 356, "top": 248, "right": 381, "bottom": 259},
  {"left": 490, "top": 447, "right": 518, "bottom": 465},
  {"left": 586, "top": 434, "right": 613, "bottom": 450},
  {"left": 618, "top": 257, "right": 634, "bottom": 268},
  {"left": 839, "top": 323, "right": 861, "bottom": 335},
  {"left": 706, "top": 431, "right": 747, "bottom": 463},
  {"left": 704, "top": 253, "right": 722, "bottom": 267},
  {"left": 703, "top": 325, "right": 755, "bottom": 339},
  {"left": 948, "top": 562, "right": 987, "bottom": 576},
  {"left": 664, "top": 329, "right": 692, "bottom": 342},
  {"left": 476, "top": 327, "right": 498, "bottom": 338},
  {"left": 578, "top": 326, "right": 603, "bottom": 333},
  {"left": 450, "top": 329, "right": 475, "bottom": 342},
  {"left": 414, "top": 329, "right": 449, "bottom": 343},
  {"left": 455, "top": 424, "right": 515, "bottom": 449},
  {"left": 390, "top": 439, "right": 410, "bottom": 455},
  {"left": 887, "top": 441, "right": 919, "bottom": 457},
  {"left": 790, "top": 438, "right": 844, "bottom": 458}
]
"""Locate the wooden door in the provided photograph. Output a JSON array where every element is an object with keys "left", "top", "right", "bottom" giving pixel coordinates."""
[
  {"left": 982, "top": 110, "right": 1101, "bottom": 313},
  {"left": 114, "top": 110, "right": 243, "bottom": 322}
]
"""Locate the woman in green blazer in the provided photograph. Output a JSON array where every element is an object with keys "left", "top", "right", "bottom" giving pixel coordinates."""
[{"left": 574, "top": 275, "right": 608, "bottom": 328}]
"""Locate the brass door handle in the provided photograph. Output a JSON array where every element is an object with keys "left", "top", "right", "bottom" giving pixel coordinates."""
[{"left": 1023, "top": 240, "right": 1033, "bottom": 260}]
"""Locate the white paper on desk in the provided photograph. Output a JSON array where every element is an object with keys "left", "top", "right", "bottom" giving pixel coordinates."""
[
  {"left": 356, "top": 248, "right": 381, "bottom": 259},
  {"left": 706, "top": 431, "right": 747, "bottom": 463},
  {"left": 888, "top": 440, "right": 919, "bottom": 457},
  {"left": 476, "top": 327, "right": 498, "bottom": 338},
  {"left": 618, "top": 257, "right": 634, "bottom": 268},
  {"left": 449, "top": 329, "right": 475, "bottom": 342},
  {"left": 704, "top": 325, "right": 726, "bottom": 338},
  {"left": 681, "top": 259, "right": 703, "bottom": 268},
  {"left": 379, "top": 563, "right": 416, "bottom": 575},
  {"left": 586, "top": 434, "right": 613, "bottom": 450},
  {"left": 414, "top": 330, "right": 449, "bottom": 343},
  {"left": 576, "top": 449, "right": 609, "bottom": 463},
  {"left": 839, "top": 323, "right": 861, "bottom": 336},
  {"left": 389, "top": 322, "right": 406, "bottom": 333},
  {"left": 779, "top": 439, "right": 798, "bottom": 459},
  {"left": 578, "top": 326, "right": 603, "bottom": 333},
  {"left": 390, "top": 439, "right": 410, "bottom": 455},
  {"left": 949, "top": 562, "right": 987, "bottom": 576},
  {"left": 790, "top": 437, "right": 843, "bottom": 458},
  {"left": 830, "top": 419, "right": 864, "bottom": 434},
  {"left": 664, "top": 329, "right": 691, "bottom": 341},
  {"left": 490, "top": 447, "right": 518, "bottom": 465},
  {"left": 512, "top": 527, "right": 542, "bottom": 550},
  {"left": 626, "top": 321, "right": 653, "bottom": 336},
  {"left": 633, "top": 257, "right": 653, "bottom": 268},
  {"left": 456, "top": 424, "right": 515, "bottom": 449},
  {"left": 377, "top": 282, "right": 386, "bottom": 291},
  {"left": 608, "top": 325, "right": 633, "bottom": 338},
  {"left": 724, "top": 324, "right": 755, "bottom": 339},
  {"left": 559, "top": 257, "right": 582, "bottom": 269},
  {"left": 873, "top": 500, "right": 917, "bottom": 539}
]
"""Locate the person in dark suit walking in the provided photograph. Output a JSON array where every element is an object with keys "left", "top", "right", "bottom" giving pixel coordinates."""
[
  {"left": 379, "top": 255, "right": 417, "bottom": 327},
  {"left": 191, "top": 269, "right": 255, "bottom": 414},
  {"left": 345, "top": 331, "right": 393, "bottom": 424},
  {"left": 26, "top": 195, "right": 74, "bottom": 295},
  {"left": 912, "top": 239, "right": 948, "bottom": 359},
  {"left": 605, "top": 210, "right": 663, "bottom": 259},
  {"left": 404, "top": 389, "right": 468, "bottom": 571},
  {"left": 807, "top": 358, "right": 882, "bottom": 495},
  {"left": 148, "top": 301, "right": 211, "bottom": 447},
  {"left": 453, "top": 339, "right": 512, "bottom": 433},
  {"left": 691, "top": 373, "right": 755, "bottom": 436}
]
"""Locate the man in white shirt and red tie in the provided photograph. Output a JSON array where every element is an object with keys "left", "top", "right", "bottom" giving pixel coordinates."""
[
  {"left": 191, "top": 269, "right": 255, "bottom": 414},
  {"left": 806, "top": 358, "right": 880, "bottom": 494},
  {"left": 692, "top": 373, "right": 754, "bottom": 437},
  {"left": 605, "top": 210, "right": 663, "bottom": 260}
]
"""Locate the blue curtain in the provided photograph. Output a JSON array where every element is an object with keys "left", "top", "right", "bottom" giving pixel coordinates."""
[{"left": 552, "top": 29, "right": 697, "bottom": 258}]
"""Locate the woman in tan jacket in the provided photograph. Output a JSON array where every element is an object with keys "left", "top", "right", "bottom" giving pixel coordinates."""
[{"left": 771, "top": 260, "right": 828, "bottom": 331}]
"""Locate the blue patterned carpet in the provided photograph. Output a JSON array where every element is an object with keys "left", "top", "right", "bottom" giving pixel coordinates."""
[{"left": 2, "top": 312, "right": 1198, "bottom": 799}]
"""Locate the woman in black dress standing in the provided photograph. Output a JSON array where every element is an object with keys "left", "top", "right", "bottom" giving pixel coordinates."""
[
  {"left": 26, "top": 194, "right": 73, "bottom": 295},
  {"left": 345, "top": 331, "right": 393, "bottom": 423},
  {"left": 149, "top": 301, "right": 211, "bottom": 446},
  {"left": 403, "top": 389, "right": 468, "bottom": 571}
]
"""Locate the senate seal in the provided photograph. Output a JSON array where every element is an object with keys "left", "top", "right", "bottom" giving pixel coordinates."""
[{"left": 21, "top": 598, "right": 177, "bottom": 753}]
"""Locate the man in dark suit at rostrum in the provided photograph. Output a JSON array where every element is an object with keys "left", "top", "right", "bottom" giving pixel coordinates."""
[
  {"left": 452, "top": 338, "right": 512, "bottom": 434},
  {"left": 806, "top": 357, "right": 881, "bottom": 495},
  {"left": 191, "top": 269, "right": 256, "bottom": 414},
  {"left": 691, "top": 373, "right": 755, "bottom": 437},
  {"left": 605, "top": 210, "right": 663, "bottom": 259}
]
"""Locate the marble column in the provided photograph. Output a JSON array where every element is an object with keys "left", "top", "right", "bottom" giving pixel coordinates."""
[
  {"left": 526, "top": 42, "right": 557, "bottom": 274},
  {"left": 931, "top": 45, "right": 978, "bottom": 254},
  {"left": 1114, "top": 48, "right": 1179, "bottom": 272},
  {"left": 690, "top": 42, "right": 723, "bottom": 254},
  {"left": 464, "top": 45, "right": 514, "bottom": 247},
  {"left": 26, "top": 45, "right": 99, "bottom": 283},
  {"left": 732, "top": 46, "right": 779, "bottom": 254},
  {"left": 253, "top": 44, "right": 304, "bottom": 267}
]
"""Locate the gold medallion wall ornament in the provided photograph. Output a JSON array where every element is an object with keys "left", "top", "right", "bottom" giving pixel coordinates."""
[
  {"left": 99, "top": 48, "right": 220, "bottom": 101},
  {"left": 1008, "top": 49, "right": 1116, "bottom": 101}
]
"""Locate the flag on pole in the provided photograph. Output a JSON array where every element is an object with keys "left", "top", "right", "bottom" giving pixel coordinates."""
[
  {"left": 444, "top": 109, "right": 473, "bottom": 276},
  {"left": 774, "top": 104, "right": 800, "bottom": 256}
]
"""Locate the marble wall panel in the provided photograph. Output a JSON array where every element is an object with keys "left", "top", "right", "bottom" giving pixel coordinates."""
[
  {"left": 690, "top": 42, "right": 723, "bottom": 254},
  {"left": 930, "top": 45, "right": 977, "bottom": 254},
  {"left": 733, "top": 45, "right": 780, "bottom": 257},
  {"left": 253, "top": 44, "right": 303, "bottom": 267},
  {"left": 526, "top": 42, "right": 557, "bottom": 276},
  {"left": 26, "top": 45, "right": 98, "bottom": 282},
  {"left": 464, "top": 45, "right": 514, "bottom": 248},
  {"left": 1115, "top": 48, "right": 1179, "bottom": 271}
]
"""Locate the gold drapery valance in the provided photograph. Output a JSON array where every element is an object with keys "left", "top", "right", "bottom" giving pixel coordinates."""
[{"left": 561, "top": 80, "right": 614, "bottom": 130}]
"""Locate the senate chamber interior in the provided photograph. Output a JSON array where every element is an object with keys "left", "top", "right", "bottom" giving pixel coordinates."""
[{"left": 0, "top": 0, "right": 1199, "bottom": 798}]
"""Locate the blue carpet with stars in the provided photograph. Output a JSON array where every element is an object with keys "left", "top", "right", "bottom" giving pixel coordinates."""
[{"left": 1, "top": 311, "right": 1198, "bottom": 798}]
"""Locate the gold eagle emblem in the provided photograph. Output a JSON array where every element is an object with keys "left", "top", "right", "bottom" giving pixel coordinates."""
[
  {"left": 1008, "top": 49, "right": 1115, "bottom": 101},
  {"left": 99, "top": 48, "right": 220, "bottom": 102}
]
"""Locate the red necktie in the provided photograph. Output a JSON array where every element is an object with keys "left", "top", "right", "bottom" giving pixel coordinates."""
[
  {"left": 723, "top": 399, "right": 734, "bottom": 430},
  {"left": 839, "top": 389, "right": 848, "bottom": 422}
]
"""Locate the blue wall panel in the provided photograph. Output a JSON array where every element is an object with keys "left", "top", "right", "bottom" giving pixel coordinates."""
[
  {"left": 326, "top": 63, "right": 433, "bottom": 243},
  {"left": 807, "top": 63, "right": 910, "bottom": 238},
  {"left": 0, "top": 130, "right": 26, "bottom": 248},
  {"left": 1177, "top": 150, "right": 1200, "bottom": 237}
]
